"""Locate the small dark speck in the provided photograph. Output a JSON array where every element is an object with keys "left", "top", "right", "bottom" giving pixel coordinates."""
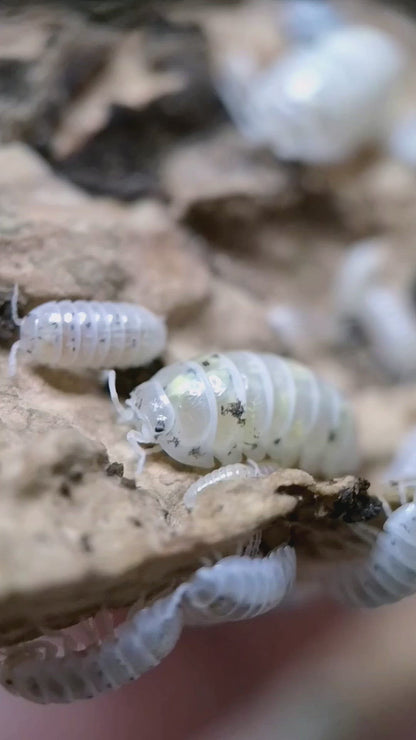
[
  {"left": 212, "top": 353, "right": 219, "bottom": 358},
  {"left": 68, "top": 468, "right": 83, "bottom": 483},
  {"left": 162, "top": 509, "right": 169, "bottom": 521},
  {"left": 121, "top": 476, "right": 136, "bottom": 489},
  {"left": 328, "top": 430, "right": 337, "bottom": 443},
  {"left": 129, "top": 517, "right": 142, "bottom": 527},
  {"left": 274, "top": 438, "right": 281, "bottom": 445},
  {"left": 80, "top": 533, "right": 92, "bottom": 553},
  {"left": 189, "top": 447, "right": 201, "bottom": 458},
  {"left": 85, "top": 321, "right": 91, "bottom": 329},
  {"left": 99, "top": 338, "right": 106, "bottom": 343},
  {"left": 202, "top": 360, "right": 210, "bottom": 367},
  {"left": 5, "top": 679, "right": 12, "bottom": 686},
  {"left": 59, "top": 481, "right": 71, "bottom": 498},
  {"left": 106, "top": 462, "right": 124, "bottom": 478}
]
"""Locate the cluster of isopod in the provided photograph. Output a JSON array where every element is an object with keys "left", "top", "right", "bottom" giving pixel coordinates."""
[
  {"left": 1, "top": 547, "right": 296, "bottom": 704},
  {"left": 6, "top": 280, "right": 416, "bottom": 704},
  {"left": 2, "top": 284, "right": 362, "bottom": 704},
  {"left": 4, "top": 4, "right": 416, "bottom": 706}
]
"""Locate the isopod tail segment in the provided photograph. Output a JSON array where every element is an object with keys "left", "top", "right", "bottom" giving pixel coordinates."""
[{"left": 8, "top": 284, "right": 22, "bottom": 378}]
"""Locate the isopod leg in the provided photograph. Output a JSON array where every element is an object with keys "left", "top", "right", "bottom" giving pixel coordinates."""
[
  {"left": 7, "top": 341, "right": 20, "bottom": 378},
  {"left": 107, "top": 370, "right": 126, "bottom": 418},
  {"left": 11, "top": 284, "right": 22, "bottom": 326},
  {"left": 126, "top": 430, "right": 147, "bottom": 475}
]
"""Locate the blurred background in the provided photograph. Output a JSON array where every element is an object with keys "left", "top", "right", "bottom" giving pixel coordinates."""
[{"left": 2, "top": 0, "right": 416, "bottom": 738}]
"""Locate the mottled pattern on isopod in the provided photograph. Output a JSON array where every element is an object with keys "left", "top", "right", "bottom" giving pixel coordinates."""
[
  {"left": 121, "top": 351, "right": 359, "bottom": 478},
  {"left": 9, "top": 296, "right": 166, "bottom": 375}
]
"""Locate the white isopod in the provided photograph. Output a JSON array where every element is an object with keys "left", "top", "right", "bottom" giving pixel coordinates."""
[
  {"left": 184, "top": 461, "right": 279, "bottom": 511},
  {"left": 109, "top": 351, "right": 359, "bottom": 477},
  {"left": 8, "top": 287, "right": 167, "bottom": 376},
  {"left": 0, "top": 587, "right": 185, "bottom": 704},
  {"left": 321, "top": 428, "right": 416, "bottom": 608},
  {"left": 182, "top": 547, "right": 296, "bottom": 625},
  {"left": 219, "top": 26, "right": 404, "bottom": 163},
  {"left": 334, "top": 241, "right": 416, "bottom": 380},
  {"left": 323, "top": 487, "right": 416, "bottom": 608}
]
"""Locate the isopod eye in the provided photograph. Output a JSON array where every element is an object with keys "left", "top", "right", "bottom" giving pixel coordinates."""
[
  {"left": 154, "top": 419, "right": 166, "bottom": 434},
  {"left": 128, "top": 380, "right": 175, "bottom": 442}
]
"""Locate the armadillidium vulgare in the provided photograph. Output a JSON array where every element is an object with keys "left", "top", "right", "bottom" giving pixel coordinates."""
[
  {"left": 182, "top": 547, "right": 296, "bottom": 625},
  {"left": 8, "top": 287, "right": 167, "bottom": 376},
  {"left": 219, "top": 26, "right": 404, "bottom": 163},
  {"left": 0, "top": 547, "right": 296, "bottom": 704},
  {"left": 324, "top": 484, "right": 416, "bottom": 608},
  {"left": 109, "top": 351, "right": 358, "bottom": 476},
  {"left": 0, "top": 588, "right": 185, "bottom": 704}
]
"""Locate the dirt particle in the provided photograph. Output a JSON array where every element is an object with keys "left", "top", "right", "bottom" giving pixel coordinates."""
[
  {"left": 80, "top": 533, "right": 92, "bottom": 553},
  {"left": 106, "top": 461, "right": 124, "bottom": 478},
  {"left": 121, "top": 476, "right": 136, "bottom": 489},
  {"left": 59, "top": 481, "right": 71, "bottom": 498}
]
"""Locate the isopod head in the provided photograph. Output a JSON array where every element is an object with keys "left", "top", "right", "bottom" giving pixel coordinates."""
[
  {"left": 125, "top": 379, "right": 175, "bottom": 443},
  {"left": 124, "top": 360, "right": 218, "bottom": 468}
]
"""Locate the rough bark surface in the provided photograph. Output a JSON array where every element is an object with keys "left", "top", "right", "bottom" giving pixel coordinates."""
[{"left": 0, "top": 1, "right": 413, "bottom": 645}]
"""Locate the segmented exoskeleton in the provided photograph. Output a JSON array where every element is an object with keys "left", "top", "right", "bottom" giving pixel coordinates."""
[
  {"left": 322, "top": 430, "right": 416, "bottom": 608},
  {"left": 9, "top": 287, "right": 166, "bottom": 376},
  {"left": 182, "top": 547, "right": 296, "bottom": 625},
  {"left": 109, "top": 351, "right": 359, "bottom": 476},
  {"left": 219, "top": 26, "right": 404, "bottom": 163},
  {"left": 0, "top": 588, "right": 185, "bottom": 704}
]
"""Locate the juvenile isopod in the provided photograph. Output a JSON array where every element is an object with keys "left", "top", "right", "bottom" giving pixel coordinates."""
[
  {"left": 8, "top": 287, "right": 167, "bottom": 376},
  {"left": 109, "top": 350, "right": 359, "bottom": 476},
  {"left": 184, "top": 461, "right": 279, "bottom": 511},
  {"left": 0, "top": 587, "right": 185, "bottom": 704},
  {"left": 182, "top": 547, "right": 296, "bottom": 625},
  {"left": 219, "top": 25, "right": 404, "bottom": 163}
]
